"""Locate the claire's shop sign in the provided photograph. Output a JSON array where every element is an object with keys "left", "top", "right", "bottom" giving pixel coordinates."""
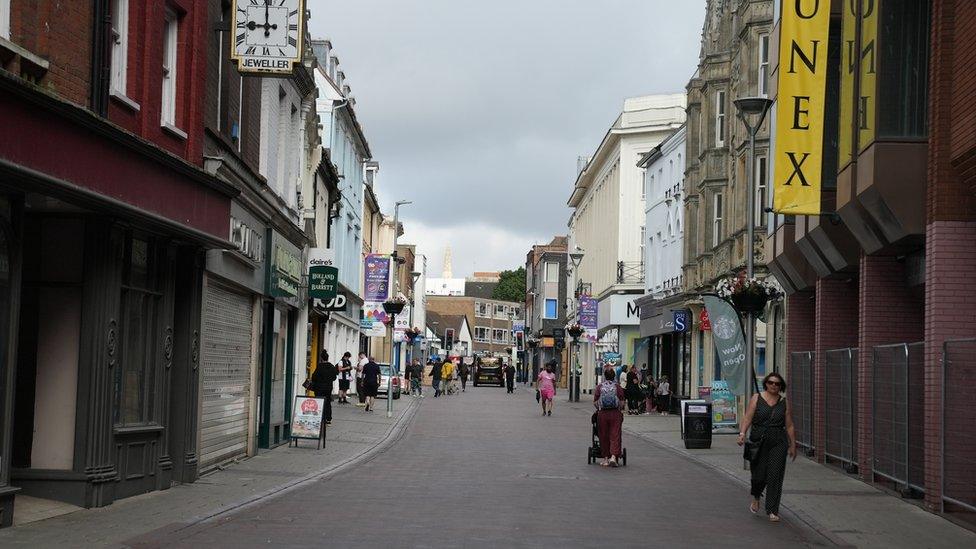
[{"left": 307, "top": 248, "right": 338, "bottom": 300}]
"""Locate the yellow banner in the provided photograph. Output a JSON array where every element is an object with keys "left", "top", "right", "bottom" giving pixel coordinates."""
[
  {"left": 773, "top": 0, "right": 830, "bottom": 215},
  {"left": 858, "top": 0, "right": 877, "bottom": 152},
  {"left": 838, "top": 1, "right": 857, "bottom": 169}
]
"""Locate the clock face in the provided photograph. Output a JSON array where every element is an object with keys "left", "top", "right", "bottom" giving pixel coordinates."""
[{"left": 232, "top": 0, "right": 304, "bottom": 74}]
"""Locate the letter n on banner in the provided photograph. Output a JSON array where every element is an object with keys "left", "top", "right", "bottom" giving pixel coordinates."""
[{"left": 773, "top": 0, "right": 829, "bottom": 215}]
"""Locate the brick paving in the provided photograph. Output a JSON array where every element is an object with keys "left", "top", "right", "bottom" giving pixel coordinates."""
[
  {"left": 0, "top": 397, "right": 418, "bottom": 549},
  {"left": 585, "top": 402, "right": 976, "bottom": 549},
  {"left": 126, "top": 387, "right": 821, "bottom": 548}
]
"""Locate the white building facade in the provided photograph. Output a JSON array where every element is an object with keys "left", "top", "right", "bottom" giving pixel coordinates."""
[
  {"left": 567, "top": 94, "right": 686, "bottom": 393},
  {"left": 635, "top": 124, "right": 692, "bottom": 402}
]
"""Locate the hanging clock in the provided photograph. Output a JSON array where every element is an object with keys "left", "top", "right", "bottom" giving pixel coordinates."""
[{"left": 231, "top": 0, "right": 305, "bottom": 75}]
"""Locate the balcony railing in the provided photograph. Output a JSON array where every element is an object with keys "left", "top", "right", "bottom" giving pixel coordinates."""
[{"left": 616, "top": 261, "right": 645, "bottom": 284}]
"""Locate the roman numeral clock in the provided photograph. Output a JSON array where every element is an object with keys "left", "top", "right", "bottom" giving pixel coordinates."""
[{"left": 231, "top": 0, "right": 305, "bottom": 75}]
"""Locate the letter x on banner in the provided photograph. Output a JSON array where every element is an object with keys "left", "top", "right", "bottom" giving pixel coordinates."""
[{"left": 773, "top": 0, "right": 829, "bottom": 215}]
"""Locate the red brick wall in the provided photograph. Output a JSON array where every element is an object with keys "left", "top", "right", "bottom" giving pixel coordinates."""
[
  {"left": 107, "top": 0, "right": 207, "bottom": 165},
  {"left": 786, "top": 291, "right": 815, "bottom": 355},
  {"left": 924, "top": 0, "right": 976, "bottom": 511},
  {"left": 8, "top": 0, "right": 92, "bottom": 106},
  {"left": 814, "top": 278, "right": 859, "bottom": 462},
  {"left": 856, "top": 254, "right": 925, "bottom": 482}
]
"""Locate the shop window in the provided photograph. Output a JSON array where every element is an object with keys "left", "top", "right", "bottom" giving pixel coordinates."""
[{"left": 115, "top": 235, "right": 161, "bottom": 426}]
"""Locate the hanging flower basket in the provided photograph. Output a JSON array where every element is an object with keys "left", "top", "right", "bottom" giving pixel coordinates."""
[
  {"left": 716, "top": 274, "right": 781, "bottom": 315},
  {"left": 567, "top": 323, "right": 585, "bottom": 338},
  {"left": 383, "top": 296, "right": 407, "bottom": 315}
]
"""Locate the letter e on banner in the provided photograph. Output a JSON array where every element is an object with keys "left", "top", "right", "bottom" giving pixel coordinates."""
[{"left": 773, "top": 0, "right": 829, "bottom": 215}]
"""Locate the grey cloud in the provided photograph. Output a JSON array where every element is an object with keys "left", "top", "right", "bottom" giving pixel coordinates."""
[{"left": 309, "top": 0, "right": 706, "bottom": 244}]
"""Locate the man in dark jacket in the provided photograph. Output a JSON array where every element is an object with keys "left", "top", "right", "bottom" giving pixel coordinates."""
[
  {"left": 428, "top": 359, "right": 443, "bottom": 397},
  {"left": 311, "top": 352, "right": 338, "bottom": 424},
  {"left": 504, "top": 363, "right": 516, "bottom": 393}
]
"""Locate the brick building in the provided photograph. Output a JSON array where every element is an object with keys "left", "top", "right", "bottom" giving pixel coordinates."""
[
  {"left": 0, "top": 0, "right": 234, "bottom": 523},
  {"left": 427, "top": 295, "right": 520, "bottom": 359},
  {"left": 769, "top": 0, "right": 976, "bottom": 520}
]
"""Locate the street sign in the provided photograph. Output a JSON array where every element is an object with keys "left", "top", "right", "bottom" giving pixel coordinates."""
[{"left": 700, "top": 309, "right": 711, "bottom": 331}]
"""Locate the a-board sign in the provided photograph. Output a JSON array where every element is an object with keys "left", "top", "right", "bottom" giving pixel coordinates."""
[{"left": 291, "top": 397, "right": 325, "bottom": 440}]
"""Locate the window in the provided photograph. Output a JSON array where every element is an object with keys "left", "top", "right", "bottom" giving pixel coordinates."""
[
  {"left": 110, "top": 0, "right": 128, "bottom": 95},
  {"left": 544, "top": 261, "right": 559, "bottom": 283},
  {"left": 474, "top": 327, "right": 490, "bottom": 343},
  {"left": 512, "top": 306, "right": 521, "bottom": 318},
  {"left": 544, "top": 299, "right": 558, "bottom": 319},
  {"left": 492, "top": 329, "right": 508, "bottom": 344},
  {"left": 713, "top": 192, "right": 724, "bottom": 247},
  {"left": 494, "top": 304, "right": 508, "bottom": 318},
  {"left": 475, "top": 302, "right": 489, "bottom": 318},
  {"left": 640, "top": 169, "right": 647, "bottom": 200},
  {"left": 640, "top": 225, "right": 646, "bottom": 263},
  {"left": 0, "top": 0, "right": 9, "bottom": 39},
  {"left": 715, "top": 91, "right": 726, "bottom": 146},
  {"left": 755, "top": 154, "right": 768, "bottom": 227},
  {"left": 114, "top": 236, "right": 161, "bottom": 426},
  {"left": 758, "top": 33, "right": 770, "bottom": 97},
  {"left": 698, "top": 108, "right": 705, "bottom": 153},
  {"left": 161, "top": 10, "right": 179, "bottom": 127}
]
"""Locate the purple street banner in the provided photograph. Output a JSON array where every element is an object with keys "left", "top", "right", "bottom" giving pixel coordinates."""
[
  {"left": 579, "top": 295, "right": 599, "bottom": 343},
  {"left": 364, "top": 254, "right": 391, "bottom": 302}
]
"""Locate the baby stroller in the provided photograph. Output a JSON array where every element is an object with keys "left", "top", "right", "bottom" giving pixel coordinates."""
[{"left": 587, "top": 412, "right": 627, "bottom": 465}]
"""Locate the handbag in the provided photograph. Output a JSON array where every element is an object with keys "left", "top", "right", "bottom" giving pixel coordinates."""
[
  {"left": 302, "top": 378, "right": 313, "bottom": 391},
  {"left": 743, "top": 436, "right": 764, "bottom": 462}
]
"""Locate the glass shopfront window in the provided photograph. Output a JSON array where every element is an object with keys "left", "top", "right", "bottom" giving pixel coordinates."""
[{"left": 114, "top": 235, "right": 161, "bottom": 426}]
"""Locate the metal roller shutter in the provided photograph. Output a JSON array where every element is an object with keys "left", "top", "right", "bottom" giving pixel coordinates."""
[{"left": 199, "top": 280, "right": 253, "bottom": 471}]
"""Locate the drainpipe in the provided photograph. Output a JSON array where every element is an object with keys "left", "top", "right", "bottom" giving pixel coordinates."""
[{"left": 90, "top": 0, "right": 112, "bottom": 116}]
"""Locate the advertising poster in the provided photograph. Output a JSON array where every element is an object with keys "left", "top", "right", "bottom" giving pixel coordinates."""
[
  {"left": 579, "top": 296, "right": 599, "bottom": 343},
  {"left": 702, "top": 295, "right": 748, "bottom": 396},
  {"left": 361, "top": 302, "right": 389, "bottom": 337},
  {"left": 601, "top": 352, "right": 621, "bottom": 368},
  {"left": 291, "top": 397, "right": 325, "bottom": 440},
  {"left": 364, "top": 254, "right": 391, "bottom": 302},
  {"left": 710, "top": 380, "right": 738, "bottom": 429}
]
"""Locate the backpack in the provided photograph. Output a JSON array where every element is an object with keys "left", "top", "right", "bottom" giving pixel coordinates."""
[{"left": 599, "top": 381, "right": 619, "bottom": 409}]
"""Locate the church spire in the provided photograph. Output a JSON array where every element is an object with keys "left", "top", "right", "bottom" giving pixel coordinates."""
[{"left": 442, "top": 246, "right": 453, "bottom": 278}]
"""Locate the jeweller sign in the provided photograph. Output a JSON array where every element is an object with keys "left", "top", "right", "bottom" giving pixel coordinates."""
[{"left": 231, "top": 0, "right": 306, "bottom": 75}]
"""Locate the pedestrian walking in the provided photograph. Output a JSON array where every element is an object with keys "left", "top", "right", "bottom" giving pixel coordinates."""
[
  {"left": 656, "top": 375, "right": 671, "bottom": 415},
  {"left": 459, "top": 360, "right": 469, "bottom": 392},
  {"left": 356, "top": 352, "right": 368, "bottom": 407},
  {"left": 625, "top": 365, "right": 643, "bottom": 415},
  {"left": 504, "top": 362, "right": 516, "bottom": 393},
  {"left": 311, "top": 351, "right": 337, "bottom": 424},
  {"left": 338, "top": 351, "right": 353, "bottom": 404},
  {"left": 407, "top": 359, "right": 424, "bottom": 397},
  {"left": 537, "top": 361, "right": 557, "bottom": 416},
  {"left": 429, "top": 359, "right": 444, "bottom": 397},
  {"left": 737, "top": 372, "right": 797, "bottom": 522},
  {"left": 442, "top": 359, "right": 455, "bottom": 395},
  {"left": 593, "top": 368, "right": 625, "bottom": 467},
  {"left": 361, "top": 357, "right": 382, "bottom": 412},
  {"left": 644, "top": 376, "right": 658, "bottom": 414}
]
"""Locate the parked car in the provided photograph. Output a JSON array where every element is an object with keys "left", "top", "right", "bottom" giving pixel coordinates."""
[{"left": 378, "top": 363, "right": 401, "bottom": 399}]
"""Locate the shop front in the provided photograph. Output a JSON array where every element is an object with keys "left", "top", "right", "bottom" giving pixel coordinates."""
[
  {"left": 198, "top": 201, "right": 266, "bottom": 472},
  {"left": 637, "top": 294, "right": 693, "bottom": 404},
  {"left": 259, "top": 230, "right": 305, "bottom": 449},
  {"left": 0, "top": 81, "right": 235, "bottom": 524}
]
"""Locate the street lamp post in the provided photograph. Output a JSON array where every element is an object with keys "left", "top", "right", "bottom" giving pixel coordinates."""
[
  {"left": 387, "top": 200, "right": 412, "bottom": 418},
  {"left": 568, "top": 251, "right": 585, "bottom": 402},
  {"left": 733, "top": 97, "right": 773, "bottom": 418}
]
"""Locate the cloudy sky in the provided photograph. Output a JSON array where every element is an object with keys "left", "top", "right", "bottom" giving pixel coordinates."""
[{"left": 308, "top": 1, "right": 706, "bottom": 278}]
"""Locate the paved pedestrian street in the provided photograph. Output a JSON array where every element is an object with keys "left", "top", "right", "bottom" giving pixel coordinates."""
[{"left": 125, "top": 387, "right": 822, "bottom": 548}]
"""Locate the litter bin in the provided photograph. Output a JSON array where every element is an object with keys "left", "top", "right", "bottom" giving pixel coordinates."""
[{"left": 681, "top": 400, "right": 712, "bottom": 449}]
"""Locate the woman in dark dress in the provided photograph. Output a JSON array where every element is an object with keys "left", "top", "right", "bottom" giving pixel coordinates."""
[
  {"left": 361, "top": 358, "right": 382, "bottom": 412},
  {"left": 625, "top": 365, "right": 642, "bottom": 415},
  {"left": 737, "top": 372, "right": 797, "bottom": 522}
]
